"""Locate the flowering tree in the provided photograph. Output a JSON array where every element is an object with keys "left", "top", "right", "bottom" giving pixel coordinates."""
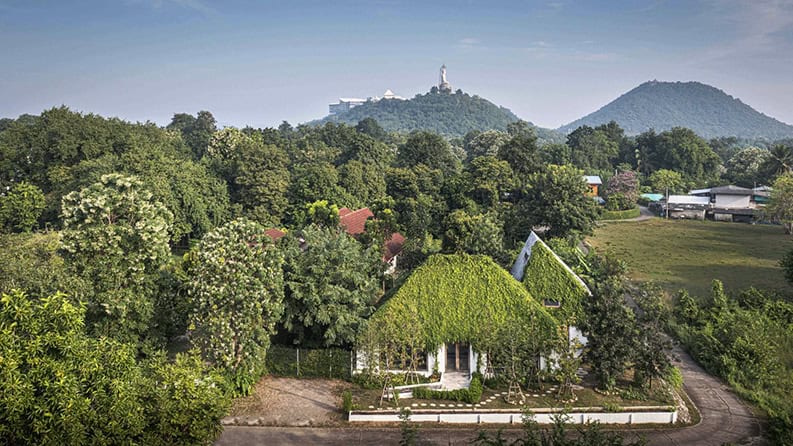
[
  {"left": 187, "top": 218, "right": 284, "bottom": 395},
  {"left": 60, "top": 173, "right": 172, "bottom": 342},
  {"left": 605, "top": 170, "right": 639, "bottom": 211}
]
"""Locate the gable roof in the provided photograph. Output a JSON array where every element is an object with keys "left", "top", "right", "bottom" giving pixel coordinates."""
[
  {"left": 339, "top": 207, "right": 374, "bottom": 235},
  {"left": 710, "top": 185, "right": 753, "bottom": 195},
  {"left": 264, "top": 228, "right": 286, "bottom": 241},
  {"left": 384, "top": 232, "right": 405, "bottom": 262},
  {"left": 369, "top": 254, "right": 557, "bottom": 349},
  {"left": 511, "top": 231, "right": 591, "bottom": 323},
  {"left": 584, "top": 175, "right": 602, "bottom": 185}
]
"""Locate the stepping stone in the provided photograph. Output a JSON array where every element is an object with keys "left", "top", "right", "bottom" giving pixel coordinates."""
[
  {"left": 457, "top": 404, "right": 464, "bottom": 407},
  {"left": 439, "top": 404, "right": 446, "bottom": 407},
  {"left": 466, "top": 404, "right": 472, "bottom": 407},
  {"left": 430, "top": 403, "right": 436, "bottom": 407},
  {"left": 421, "top": 403, "right": 427, "bottom": 407},
  {"left": 368, "top": 405, "right": 375, "bottom": 409},
  {"left": 532, "top": 394, "right": 540, "bottom": 397},
  {"left": 411, "top": 404, "right": 417, "bottom": 407}
]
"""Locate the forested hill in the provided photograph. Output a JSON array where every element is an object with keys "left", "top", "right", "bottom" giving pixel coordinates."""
[
  {"left": 313, "top": 89, "right": 562, "bottom": 142},
  {"left": 558, "top": 81, "right": 793, "bottom": 140}
]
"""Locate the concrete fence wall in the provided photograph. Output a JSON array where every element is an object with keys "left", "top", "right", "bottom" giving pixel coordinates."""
[{"left": 349, "top": 409, "right": 677, "bottom": 425}]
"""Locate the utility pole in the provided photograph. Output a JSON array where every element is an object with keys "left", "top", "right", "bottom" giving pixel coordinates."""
[{"left": 665, "top": 186, "right": 669, "bottom": 219}]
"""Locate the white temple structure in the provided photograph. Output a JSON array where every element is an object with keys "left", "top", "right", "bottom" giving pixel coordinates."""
[{"left": 328, "top": 89, "right": 404, "bottom": 115}]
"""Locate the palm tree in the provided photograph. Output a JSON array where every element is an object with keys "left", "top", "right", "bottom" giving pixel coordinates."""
[{"left": 762, "top": 144, "right": 793, "bottom": 179}]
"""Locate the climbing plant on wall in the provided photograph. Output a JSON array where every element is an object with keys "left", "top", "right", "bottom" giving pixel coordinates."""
[{"left": 522, "top": 240, "right": 590, "bottom": 324}]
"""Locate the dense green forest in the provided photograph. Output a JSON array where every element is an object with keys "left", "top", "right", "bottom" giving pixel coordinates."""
[
  {"left": 559, "top": 81, "right": 793, "bottom": 140},
  {"left": 314, "top": 88, "right": 564, "bottom": 143},
  {"left": 2, "top": 106, "right": 793, "bottom": 444}
]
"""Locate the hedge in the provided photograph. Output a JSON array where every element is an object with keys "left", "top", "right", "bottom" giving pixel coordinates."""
[
  {"left": 266, "top": 344, "right": 352, "bottom": 380},
  {"left": 599, "top": 206, "right": 641, "bottom": 220},
  {"left": 412, "top": 374, "right": 483, "bottom": 404}
]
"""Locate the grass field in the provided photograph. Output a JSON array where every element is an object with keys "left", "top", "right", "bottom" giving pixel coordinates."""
[{"left": 587, "top": 218, "right": 793, "bottom": 298}]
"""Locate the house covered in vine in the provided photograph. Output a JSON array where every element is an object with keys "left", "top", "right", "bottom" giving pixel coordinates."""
[{"left": 355, "top": 233, "right": 590, "bottom": 382}]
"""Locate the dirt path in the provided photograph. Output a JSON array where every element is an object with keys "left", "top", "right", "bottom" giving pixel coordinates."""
[
  {"left": 217, "top": 350, "right": 765, "bottom": 445},
  {"left": 226, "top": 376, "right": 350, "bottom": 427}
]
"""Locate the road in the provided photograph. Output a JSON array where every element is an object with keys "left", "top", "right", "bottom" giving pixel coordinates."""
[{"left": 216, "top": 347, "right": 764, "bottom": 445}]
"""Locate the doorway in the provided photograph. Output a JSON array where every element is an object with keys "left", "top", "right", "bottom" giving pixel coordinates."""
[{"left": 445, "top": 342, "right": 470, "bottom": 372}]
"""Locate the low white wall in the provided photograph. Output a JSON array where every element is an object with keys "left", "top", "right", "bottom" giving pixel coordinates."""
[{"left": 349, "top": 409, "right": 677, "bottom": 425}]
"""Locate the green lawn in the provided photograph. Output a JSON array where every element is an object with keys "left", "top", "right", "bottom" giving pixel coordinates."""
[{"left": 588, "top": 219, "right": 793, "bottom": 298}]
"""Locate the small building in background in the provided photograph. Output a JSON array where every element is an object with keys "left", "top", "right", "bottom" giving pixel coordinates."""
[
  {"left": 664, "top": 195, "right": 710, "bottom": 220},
  {"left": 583, "top": 175, "right": 602, "bottom": 197}
]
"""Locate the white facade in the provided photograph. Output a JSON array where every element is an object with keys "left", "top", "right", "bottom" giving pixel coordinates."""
[{"left": 714, "top": 194, "right": 750, "bottom": 208}]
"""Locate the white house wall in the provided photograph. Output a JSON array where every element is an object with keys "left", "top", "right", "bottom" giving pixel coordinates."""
[{"left": 715, "top": 194, "right": 750, "bottom": 208}]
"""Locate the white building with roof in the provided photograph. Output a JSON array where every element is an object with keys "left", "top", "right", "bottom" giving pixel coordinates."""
[{"left": 328, "top": 89, "right": 404, "bottom": 115}]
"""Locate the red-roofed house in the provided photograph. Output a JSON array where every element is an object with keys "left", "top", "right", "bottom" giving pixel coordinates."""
[
  {"left": 339, "top": 207, "right": 374, "bottom": 235},
  {"left": 264, "top": 228, "right": 286, "bottom": 241},
  {"left": 339, "top": 207, "right": 405, "bottom": 273}
]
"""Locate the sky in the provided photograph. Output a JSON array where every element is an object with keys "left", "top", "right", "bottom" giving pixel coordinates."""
[{"left": 1, "top": 0, "right": 792, "bottom": 129}]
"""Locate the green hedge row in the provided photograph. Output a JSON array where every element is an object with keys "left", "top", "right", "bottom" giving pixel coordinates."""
[
  {"left": 599, "top": 206, "right": 641, "bottom": 220},
  {"left": 266, "top": 345, "right": 352, "bottom": 380},
  {"left": 412, "top": 374, "right": 483, "bottom": 404}
]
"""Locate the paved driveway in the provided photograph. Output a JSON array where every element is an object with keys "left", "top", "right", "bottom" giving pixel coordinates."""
[{"left": 216, "top": 347, "right": 765, "bottom": 445}]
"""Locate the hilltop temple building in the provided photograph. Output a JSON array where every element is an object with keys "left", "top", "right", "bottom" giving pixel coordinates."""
[{"left": 328, "top": 89, "right": 405, "bottom": 115}]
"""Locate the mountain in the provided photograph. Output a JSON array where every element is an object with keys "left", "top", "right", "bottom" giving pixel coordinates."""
[
  {"left": 558, "top": 81, "right": 793, "bottom": 140},
  {"left": 313, "top": 90, "right": 564, "bottom": 142}
]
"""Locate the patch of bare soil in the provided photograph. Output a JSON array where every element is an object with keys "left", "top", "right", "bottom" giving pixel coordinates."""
[{"left": 228, "top": 376, "right": 352, "bottom": 426}]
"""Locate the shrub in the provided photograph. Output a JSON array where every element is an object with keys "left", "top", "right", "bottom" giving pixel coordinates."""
[
  {"left": 342, "top": 391, "right": 354, "bottom": 412},
  {"left": 665, "top": 366, "right": 683, "bottom": 390},
  {"left": 600, "top": 207, "right": 641, "bottom": 220}
]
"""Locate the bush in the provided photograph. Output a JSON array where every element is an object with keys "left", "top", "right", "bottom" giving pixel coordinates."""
[
  {"left": 665, "top": 366, "right": 683, "bottom": 390},
  {"left": 342, "top": 390, "right": 354, "bottom": 412},
  {"left": 600, "top": 206, "right": 641, "bottom": 220}
]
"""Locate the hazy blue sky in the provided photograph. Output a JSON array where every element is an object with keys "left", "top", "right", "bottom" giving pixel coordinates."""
[{"left": 1, "top": 0, "right": 792, "bottom": 129}]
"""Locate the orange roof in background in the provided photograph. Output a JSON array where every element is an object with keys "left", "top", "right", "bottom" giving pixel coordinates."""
[
  {"left": 264, "top": 228, "right": 286, "bottom": 241},
  {"left": 339, "top": 207, "right": 374, "bottom": 235},
  {"left": 384, "top": 232, "right": 405, "bottom": 261}
]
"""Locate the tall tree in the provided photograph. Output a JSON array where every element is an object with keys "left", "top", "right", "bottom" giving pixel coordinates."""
[
  {"left": 186, "top": 219, "right": 284, "bottom": 395},
  {"left": 282, "top": 225, "right": 381, "bottom": 347},
  {"left": 724, "top": 147, "right": 772, "bottom": 187},
  {"left": 60, "top": 174, "right": 172, "bottom": 342},
  {"left": 498, "top": 121, "right": 542, "bottom": 176},
  {"left": 521, "top": 165, "right": 599, "bottom": 239},
  {"left": 398, "top": 131, "right": 461, "bottom": 175}
]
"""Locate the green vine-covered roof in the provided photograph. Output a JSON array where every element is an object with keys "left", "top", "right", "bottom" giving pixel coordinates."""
[
  {"left": 522, "top": 238, "right": 591, "bottom": 324},
  {"left": 368, "top": 254, "right": 557, "bottom": 350}
]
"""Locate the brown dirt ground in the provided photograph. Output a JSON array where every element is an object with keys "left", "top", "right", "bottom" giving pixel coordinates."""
[{"left": 228, "top": 376, "right": 352, "bottom": 426}]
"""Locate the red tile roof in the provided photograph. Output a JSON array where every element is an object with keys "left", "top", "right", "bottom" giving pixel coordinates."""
[
  {"left": 339, "top": 207, "right": 374, "bottom": 235},
  {"left": 264, "top": 228, "right": 286, "bottom": 241},
  {"left": 384, "top": 232, "right": 405, "bottom": 261}
]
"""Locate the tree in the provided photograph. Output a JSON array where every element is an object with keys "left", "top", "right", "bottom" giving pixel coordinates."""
[
  {"left": 466, "top": 156, "right": 514, "bottom": 210},
  {"left": 780, "top": 248, "right": 793, "bottom": 286},
  {"left": 398, "top": 131, "right": 461, "bottom": 175},
  {"left": 442, "top": 210, "right": 505, "bottom": 261},
  {"left": 648, "top": 169, "right": 684, "bottom": 194},
  {"left": 0, "top": 290, "right": 229, "bottom": 446},
  {"left": 355, "top": 117, "right": 387, "bottom": 141},
  {"left": 636, "top": 127, "right": 721, "bottom": 184},
  {"left": 521, "top": 165, "right": 599, "bottom": 239},
  {"left": 187, "top": 219, "right": 284, "bottom": 395},
  {"left": 339, "top": 160, "right": 387, "bottom": 207},
  {"left": 761, "top": 144, "right": 793, "bottom": 180},
  {"left": 0, "top": 181, "right": 45, "bottom": 232},
  {"left": 724, "top": 147, "right": 771, "bottom": 187},
  {"left": 498, "top": 122, "right": 542, "bottom": 176},
  {"left": 60, "top": 173, "right": 172, "bottom": 342},
  {"left": 282, "top": 225, "right": 381, "bottom": 347},
  {"left": 168, "top": 110, "right": 217, "bottom": 159},
  {"left": 765, "top": 172, "right": 793, "bottom": 234},
  {"left": 632, "top": 283, "right": 672, "bottom": 389},
  {"left": 581, "top": 254, "right": 637, "bottom": 391},
  {"left": 604, "top": 170, "right": 639, "bottom": 211},
  {"left": 566, "top": 125, "right": 619, "bottom": 171},
  {"left": 464, "top": 130, "right": 508, "bottom": 160}
]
